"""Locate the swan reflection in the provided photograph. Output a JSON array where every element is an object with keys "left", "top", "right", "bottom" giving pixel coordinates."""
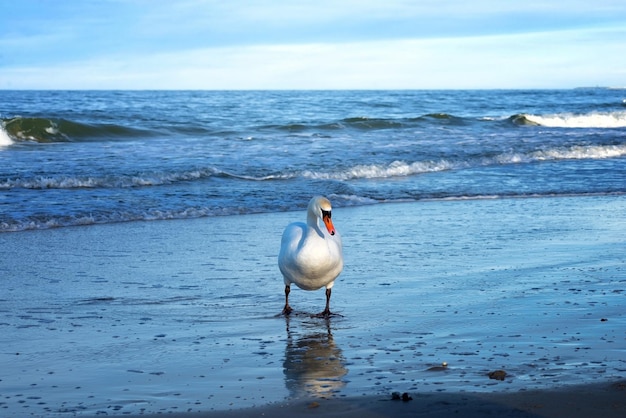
[{"left": 283, "top": 318, "right": 348, "bottom": 397}]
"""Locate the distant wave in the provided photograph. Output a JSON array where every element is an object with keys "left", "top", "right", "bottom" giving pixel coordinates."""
[
  {"left": 5, "top": 110, "right": 624, "bottom": 146},
  {"left": 3, "top": 113, "right": 467, "bottom": 145},
  {"left": 512, "top": 111, "right": 626, "bottom": 128},
  {"left": 1, "top": 117, "right": 154, "bottom": 143},
  {"left": 275, "top": 111, "right": 626, "bottom": 132},
  {"left": 269, "top": 114, "right": 470, "bottom": 132},
  {"left": 274, "top": 111, "right": 626, "bottom": 132},
  {"left": 333, "top": 114, "right": 467, "bottom": 129}
]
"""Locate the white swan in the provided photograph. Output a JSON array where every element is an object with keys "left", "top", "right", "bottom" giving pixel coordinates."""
[{"left": 278, "top": 196, "right": 343, "bottom": 317}]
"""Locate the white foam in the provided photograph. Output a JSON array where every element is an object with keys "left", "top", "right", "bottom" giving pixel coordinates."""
[
  {"left": 523, "top": 111, "right": 626, "bottom": 128},
  {"left": 531, "top": 144, "right": 626, "bottom": 160},
  {"left": 303, "top": 160, "right": 454, "bottom": 180},
  {"left": 0, "top": 124, "right": 13, "bottom": 147},
  {"left": 495, "top": 144, "right": 626, "bottom": 166},
  {"left": 300, "top": 143, "right": 626, "bottom": 182},
  {"left": 331, "top": 194, "right": 379, "bottom": 205},
  {"left": 0, "top": 168, "right": 222, "bottom": 190}
]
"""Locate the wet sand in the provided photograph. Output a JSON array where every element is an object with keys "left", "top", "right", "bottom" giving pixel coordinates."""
[
  {"left": 0, "top": 195, "right": 624, "bottom": 417},
  {"left": 135, "top": 381, "right": 626, "bottom": 418}
]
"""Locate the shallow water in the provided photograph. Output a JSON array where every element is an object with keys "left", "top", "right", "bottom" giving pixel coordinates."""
[{"left": 0, "top": 196, "right": 625, "bottom": 416}]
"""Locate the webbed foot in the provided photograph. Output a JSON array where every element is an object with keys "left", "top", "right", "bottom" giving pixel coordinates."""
[
  {"left": 312, "top": 308, "right": 342, "bottom": 318},
  {"left": 282, "top": 304, "right": 293, "bottom": 316}
]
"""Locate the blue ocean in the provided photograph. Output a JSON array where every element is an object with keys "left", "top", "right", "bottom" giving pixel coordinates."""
[{"left": 1, "top": 89, "right": 625, "bottom": 232}]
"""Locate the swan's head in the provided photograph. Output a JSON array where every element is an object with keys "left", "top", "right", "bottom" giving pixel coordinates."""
[{"left": 308, "top": 196, "right": 336, "bottom": 236}]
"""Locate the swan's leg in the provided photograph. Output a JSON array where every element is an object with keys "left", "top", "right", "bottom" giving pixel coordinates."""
[
  {"left": 282, "top": 284, "right": 293, "bottom": 315},
  {"left": 315, "top": 288, "right": 332, "bottom": 317}
]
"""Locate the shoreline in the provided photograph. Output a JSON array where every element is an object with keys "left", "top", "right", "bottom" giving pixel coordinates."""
[
  {"left": 3, "top": 190, "right": 626, "bottom": 234},
  {"left": 118, "top": 380, "right": 626, "bottom": 418}
]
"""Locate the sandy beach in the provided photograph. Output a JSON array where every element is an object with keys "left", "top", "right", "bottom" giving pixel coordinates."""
[
  {"left": 136, "top": 381, "right": 626, "bottom": 418},
  {"left": 1, "top": 195, "right": 625, "bottom": 417}
]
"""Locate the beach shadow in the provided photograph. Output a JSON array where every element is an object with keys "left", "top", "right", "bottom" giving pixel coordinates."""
[{"left": 282, "top": 316, "right": 348, "bottom": 398}]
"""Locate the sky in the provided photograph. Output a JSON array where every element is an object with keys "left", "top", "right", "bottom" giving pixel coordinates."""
[{"left": 1, "top": 0, "right": 625, "bottom": 89}]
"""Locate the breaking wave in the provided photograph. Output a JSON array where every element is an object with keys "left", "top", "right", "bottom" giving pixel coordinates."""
[
  {"left": 272, "top": 111, "right": 626, "bottom": 132},
  {"left": 1, "top": 117, "right": 154, "bottom": 143},
  {"left": 3, "top": 143, "right": 624, "bottom": 190},
  {"left": 0, "top": 167, "right": 224, "bottom": 190},
  {"left": 302, "top": 160, "right": 454, "bottom": 180},
  {"left": 0, "top": 123, "right": 13, "bottom": 146},
  {"left": 512, "top": 111, "right": 626, "bottom": 128},
  {"left": 3, "top": 110, "right": 625, "bottom": 146},
  {"left": 302, "top": 143, "right": 626, "bottom": 181}
]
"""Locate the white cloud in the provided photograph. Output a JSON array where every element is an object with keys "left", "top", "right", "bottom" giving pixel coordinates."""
[
  {"left": 1, "top": 25, "right": 624, "bottom": 89},
  {"left": 1, "top": 1, "right": 625, "bottom": 89}
]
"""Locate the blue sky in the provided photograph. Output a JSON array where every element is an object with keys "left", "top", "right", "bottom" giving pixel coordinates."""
[{"left": 1, "top": 0, "right": 625, "bottom": 89}]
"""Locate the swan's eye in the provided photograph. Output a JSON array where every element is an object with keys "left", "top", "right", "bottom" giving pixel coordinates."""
[{"left": 321, "top": 209, "right": 331, "bottom": 219}]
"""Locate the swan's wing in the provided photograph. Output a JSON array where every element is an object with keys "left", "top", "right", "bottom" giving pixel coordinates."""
[{"left": 278, "top": 222, "right": 306, "bottom": 279}]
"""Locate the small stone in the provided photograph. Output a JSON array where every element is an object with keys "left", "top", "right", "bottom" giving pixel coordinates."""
[{"left": 488, "top": 370, "right": 507, "bottom": 381}]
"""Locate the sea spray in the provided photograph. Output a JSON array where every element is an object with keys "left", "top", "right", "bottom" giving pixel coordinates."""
[
  {"left": 0, "top": 123, "right": 13, "bottom": 146},
  {"left": 522, "top": 110, "right": 626, "bottom": 128}
]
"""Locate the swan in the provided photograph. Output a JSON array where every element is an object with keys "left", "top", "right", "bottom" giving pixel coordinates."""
[{"left": 278, "top": 196, "right": 343, "bottom": 317}]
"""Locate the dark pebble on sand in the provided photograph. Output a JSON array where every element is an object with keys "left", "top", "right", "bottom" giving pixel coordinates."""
[
  {"left": 488, "top": 370, "right": 507, "bottom": 381},
  {"left": 391, "top": 392, "right": 413, "bottom": 401}
]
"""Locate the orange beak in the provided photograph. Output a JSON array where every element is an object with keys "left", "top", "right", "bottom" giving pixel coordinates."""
[{"left": 322, "top": 213, "right": 336, "bottom": 236}]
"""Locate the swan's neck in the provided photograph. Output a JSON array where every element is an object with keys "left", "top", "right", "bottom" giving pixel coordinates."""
[
  {"left": 308, "top": 208, "right": 330, "bottom": 239},
  {"left": 307, "top": 210, "right": 320, "bottom": 229}
]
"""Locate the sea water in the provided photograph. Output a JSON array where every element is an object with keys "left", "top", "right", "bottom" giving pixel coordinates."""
[
  {"left": 1, "top": 90, "right": 625, "bottom": 415},
  {"left": 1, "top": 89, "right": 625, "bottom": 232}
]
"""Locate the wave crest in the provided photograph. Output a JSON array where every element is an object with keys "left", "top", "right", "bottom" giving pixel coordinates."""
[
  {"left": 530, "top": 144, "right": 626, "bottom": 160},
  {"left": 513, "top": 111, "right": 626, "bottom": 128},
  {"left": 0, "top": 167, "right": 221, "bottom": 190},
  {"left": 3, "top": 142, "right": 623, "bottom": 190},
  {"left": 0, "top": 123, "right": 13, "bottom": 146},
  {"left": 301, "top": 143, "right": 626, "bottom": 181},
  {"left": 2, "top": 117, "right": 153, "bottom": 143},
  {"left": 302, "top": 160, "right": 453, "bottom": 180}
]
